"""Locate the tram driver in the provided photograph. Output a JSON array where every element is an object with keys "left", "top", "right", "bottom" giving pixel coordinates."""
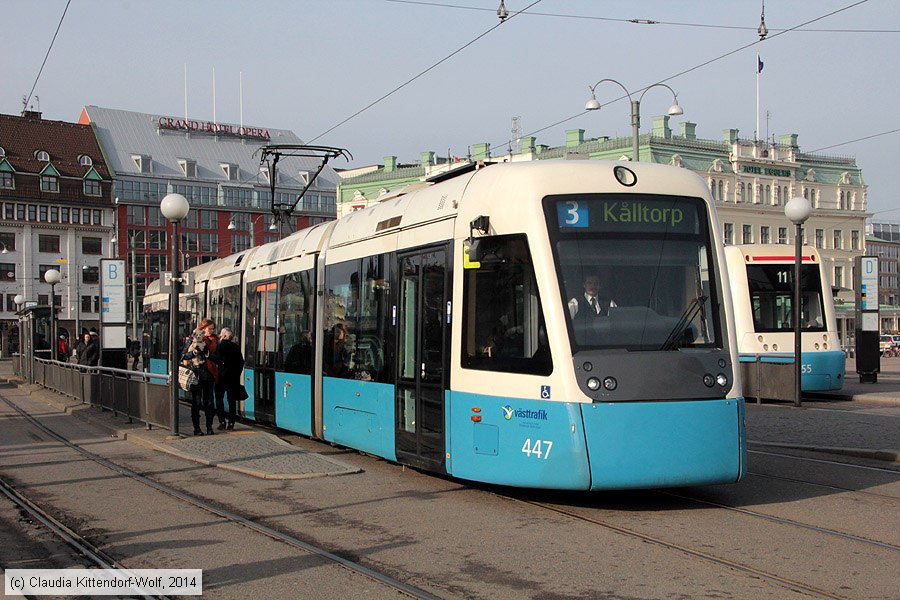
[{"left": 568, "top": 273, "right": 617, "bottom": 321}]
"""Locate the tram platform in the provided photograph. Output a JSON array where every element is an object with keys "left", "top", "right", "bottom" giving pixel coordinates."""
[{"left": 1, "top": 357, "right": 897, "bottom": 479}]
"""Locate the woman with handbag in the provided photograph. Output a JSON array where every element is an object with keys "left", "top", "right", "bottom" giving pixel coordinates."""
[
  {"left": 181, "top": 318, "right": 219, "bottom": 436},
  {"left": 215, "top": 327, "right": 245, "bottom": 430}
]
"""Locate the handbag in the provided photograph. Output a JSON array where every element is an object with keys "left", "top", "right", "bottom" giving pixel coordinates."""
[
  {"left": 233, "top": 383, "right": 249, "bottom": 401},
  {"left": 178, "top": 365, "right": 199, "bottom": 391}
]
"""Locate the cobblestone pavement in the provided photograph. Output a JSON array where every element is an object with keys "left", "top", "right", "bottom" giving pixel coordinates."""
[{"left": 162, "top": 431, "right": 361, "bottom": 479}]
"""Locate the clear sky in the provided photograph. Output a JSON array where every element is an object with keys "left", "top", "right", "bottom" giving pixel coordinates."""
[{"left": 2, "top": 1, "right": 897, "bottom": 217}]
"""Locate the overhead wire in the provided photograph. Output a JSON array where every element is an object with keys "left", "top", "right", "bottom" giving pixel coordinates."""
[
  {"left": 23, "top": 0, "right": 73, "bottom": 112},
  {"left": 308, "top": 0, "right": 544, "bottom": 144},
  {"left": 385, "top": 0, "right": 896, "bottom": 33},
  {"left": 488, "top": 0, "right": 871, "bottom": 155},
  {"left": 807, "top": 128, "right": 900, "bottom": 153}
]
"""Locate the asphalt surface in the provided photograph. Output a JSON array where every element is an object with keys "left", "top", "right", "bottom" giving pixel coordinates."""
[{"left": 2, "top": 356, "right": 898, "bottom": 480}]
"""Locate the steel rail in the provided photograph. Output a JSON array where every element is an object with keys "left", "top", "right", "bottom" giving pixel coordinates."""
[
  {"left": 0, "top": 477, "right": 164, "bottom": 600},
  {"left": 1, "top": 395, "right": 441, "bottom": 600}
]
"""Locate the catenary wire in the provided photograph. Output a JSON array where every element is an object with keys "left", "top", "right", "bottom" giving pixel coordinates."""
[
  {"left": 23, "top": 0, "right": 72, "bottom": 112},
  {"left": 384, "top": 0, "right": 896, "bottom": 33},
  {"left": 487, "top": 0, "right": 870, "bottom": 155},
  {"left": 308, "top": 0, "right": 544, "bottom": 144}
]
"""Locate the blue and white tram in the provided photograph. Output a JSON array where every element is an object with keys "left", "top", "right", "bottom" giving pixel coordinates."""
[
  {"left": 724, "top": 244, "right": 844, "bottom": 392},
  {"left": 253, "top": 161, "right": 744, "bottom": 489},
  {"left": 164, "top": 160, "right": 746, "bottom": 490}
]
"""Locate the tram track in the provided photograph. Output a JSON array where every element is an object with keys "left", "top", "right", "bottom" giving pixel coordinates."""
[
  {"left": 0, "top": 476, "right": 165, "bottom": 600},
  {"left": 507, "top": 495, "right": 852, "bottom": 600},
  {"left": 0, "top": 395, "right": 441, "bottom": 600}
]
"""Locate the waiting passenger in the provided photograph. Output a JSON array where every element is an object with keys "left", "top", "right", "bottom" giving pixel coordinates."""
[{"left": 215, "top": 327, "right": 244, "bottom": 431}]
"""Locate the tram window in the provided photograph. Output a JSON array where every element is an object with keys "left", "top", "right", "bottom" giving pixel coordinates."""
[
  {"left": 462, "top": 235, "right": 552, "bottom": 375},
  {"left": 747, "top": 264, "right": 826, "bottom": 332},
  {"left": 280, "top": 271, "right": 314, "bottom": 375},
  {"left": 323, "top": 260, "right": 360, "bottom": 379},
  {"left": 357, "top": 255, "right": 391, "bottom": 382}
]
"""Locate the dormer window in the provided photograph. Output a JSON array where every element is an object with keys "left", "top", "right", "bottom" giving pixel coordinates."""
[
  {"left": 79, "top": 154, "right": 93, "bottom": 167},
  {"left": 39, "top": 163, "right": 60, "bottom": 193},
  {"left": 83, "top": 168, "right": 102, "bottom": 196},
  {"left": 178, "top": 159, "right": 197, "bottom": 178},
  {"left": 35, "top": 150, "right": 50, "bottom": 162},
  {"left": 220, "top": 162, "right": 239, "bottom": 181},
  {"left": 260, "top": 166, "right": 271, "bottom": 183},
  {"left": 131, "top": 154, "right": 152, "bottom": 173},
  {"left": 0, "top": 159, "right": 13, "bottom": 190},
  {"left": 298, "top": 170, "right": 310, "bottom": 185},
  {"left": 0, "top": 147, "right": 5, "bottom": 158}
]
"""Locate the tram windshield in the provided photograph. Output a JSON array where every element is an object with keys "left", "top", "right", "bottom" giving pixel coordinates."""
[
  {"left": 746, "top": 264, "right": 826, "bottom": 332},
  {"left": 546, "top": 194, "right": 721, "bottom": 351}
]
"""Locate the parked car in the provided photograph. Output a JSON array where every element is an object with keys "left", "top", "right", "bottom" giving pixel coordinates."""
[{"left": 880, "top": 335, "right": 897, "bottom": 357}]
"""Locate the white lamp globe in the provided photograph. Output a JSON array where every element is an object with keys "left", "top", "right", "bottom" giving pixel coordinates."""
[
  {"left": 785, "top": 196, "right": 812, "bottom": 225},
  {"left": 44, "top": 268, "right": 61, "bottom": 285},
  {"left": 160, "top": 193, "right": 190, "bottom": 222}
]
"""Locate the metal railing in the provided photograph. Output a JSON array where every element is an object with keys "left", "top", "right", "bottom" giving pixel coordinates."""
[{"left": 15, "top": 357, "right": 173, "bottom": 430}]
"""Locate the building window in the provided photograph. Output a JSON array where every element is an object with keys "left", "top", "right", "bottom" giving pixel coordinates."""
[
  {"left": 39, "top": 206, "right": 48, "bottom": 222},
  {"left": 148, "top": 206, "right": 166, "bottom": 227},
  {"left": 742, "top": 224, "right": 753, "bottom": 244},
  {"left": 0, "top": 263, "right": 15, "bottom": 281},
  {"left": 200, "top": 233, "right": 218, "bottom": 253},
  {"left": 127, "top": 205, "right": 146, "bottom": 225},
  {"left": 147, "top": 254, "right": 167, "bottom": 274},
  {"left": 50, "top": 206, "right": 59, "bottom": 222},
  {"left": 83, "top": 266, "right": 99, "bottom": 284},
  {"left": 765, "top": 184, "right": 771, "bottom": 204},
  {"left": 39, "top": 235, "right": 59, "bottom": 253},
  {"left": 200, "top": 210, "right": 217, "bottom": 229},
  {"left": 717, "top": 180, "right": 723, "bottom": 202},
  {"left": 81, "top": 295, "right": 93, "bottom": 313},
  {"left": 4, "top": 203, "right": 13, "bottom": 219},
  {"left": 760, "top": 226, "right": 770, "bottom": 244},
  {"left": 724, "top": 223, "right": 734, "bottom": 245},
  {"left": 833, "top": 230, "right": 843, "bottom": 250},
  {"left": 148, "top": 230, "right": 167, "bottom": 250},
  {"left": 834, "top": 266, "right": 843, "bottom": 288},
  {"left": 71, "top": 208, "right": 80, "bottom": 224},
  {"left": 40, "top": 174, "right": 59, "bottom": 192},
  {"left": 230, "top": 212, "right": 250, "bottom": 230},
  {"left": 79, "top": 155, "right": 93, "bottom": 166},
  {"left": 710, "top": 179, "right": 716, "bottom": 200},
  {"left": 35, "top": 150, "right": 50, "bottom": 162},
  {"left": 231, "top": 233, "right": 251, "bottom": 253},
  {"left": 851, "top": 230, "right": 860, "bottom": 251},
  {"left": 815, "top": 229, "right": 824, "bottom": 249},
  {"left": 84, "top": 178, "right": 101, "bottom": 196},
  {"left": 6, "top": 294, "right": 17, "bottom": 312},
  {"left": 0, "top": 232, "right": 15, "bottom": 252},
  {"left": 128, "top": 230, "right": 146, "bottom": 250},
  {"left": 778, "top": 227, "right": 788, "bottom": 244},
  {"left": 0, "top": 171, "right": 13, "bottom": 189},
  {"left": 82, "top": 237, "right": 102, "bottom": 255},
  {"left": 93, "top": 210, "right": 102, "bottom": 225}
]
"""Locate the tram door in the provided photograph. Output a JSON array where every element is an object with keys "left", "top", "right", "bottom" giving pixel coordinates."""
[
  {"left": 252, "top": 282, "right": 278, "bottom": 424},
  {"left": 395, "top": 247, "right": 449, "bottom": 471}
]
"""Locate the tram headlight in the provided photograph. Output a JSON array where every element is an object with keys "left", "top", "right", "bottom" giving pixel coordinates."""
[
  {"left": 772, "top": 344, "right": 778, "bottom": 351},
  {"left": 716, "top": 373, "right": 729, "bottom": 387},
  {"left": 703, "top": 374, "right": 715, "bottom": 387},
  {"left": 603, "top": 377, "right": 617, "bottom": 391},
  {"left": 814, "top": 343, "right": 820, "bottom": 350},
  {"left": 587, "top": 377, "right": 601, "bottom": 391},
  {"left": 582, "top": 361, "right": 593, "bottom": 372},
  {"left": 718, "top": 358, "right": 727, "bottom": 368}
]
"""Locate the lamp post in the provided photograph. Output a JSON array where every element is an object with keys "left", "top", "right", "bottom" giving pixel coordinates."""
[
  {"left": 584, "top": 79, "right": 683, "bottom": 162},
  {"left": 161, "top": 193, "right": 190, "bottom": 435},
  {"left": 14, "top": 294, "right": 24, "bottom": 373},
  {"left": 44, "top": 268, "right": 61, "bottom": 361},
  {"left": 785, "top": 196, "right": 812, "bottom": 408}
]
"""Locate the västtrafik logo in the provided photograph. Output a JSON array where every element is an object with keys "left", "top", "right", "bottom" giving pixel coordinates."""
[{"left": 501, "top": 405, "right": 548, "bottom": 421}]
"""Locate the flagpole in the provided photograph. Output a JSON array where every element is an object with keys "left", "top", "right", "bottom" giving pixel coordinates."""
[{"left": 756, "top": 52, "right": 760, "bottom": 142}]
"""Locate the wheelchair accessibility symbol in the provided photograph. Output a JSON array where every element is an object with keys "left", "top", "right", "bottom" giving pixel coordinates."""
[{"left": 540, "top": 386, "right": 551, "bottom": 400}]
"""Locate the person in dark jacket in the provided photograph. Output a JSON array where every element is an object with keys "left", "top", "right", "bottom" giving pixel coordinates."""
[
  {"left": 215, "top": 327, "right": 245, "bottom": 430},
  {"left": 181, "top": 318, "right": 219, "bottom": 436},
  {"left": 80, "top": 329, "right": 100, "bottom": 367},
  {"left": 74, "top": 330, "right": 89, "bottom": 364}
]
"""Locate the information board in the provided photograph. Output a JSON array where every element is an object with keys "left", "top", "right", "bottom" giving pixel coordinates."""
[{"left": 100, "top": 259, "right": 127, "bottom": 323}]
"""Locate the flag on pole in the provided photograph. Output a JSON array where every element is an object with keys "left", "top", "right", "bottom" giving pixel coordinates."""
[{"left": 757, "top": 55, "right": 764, "bottom": 73}]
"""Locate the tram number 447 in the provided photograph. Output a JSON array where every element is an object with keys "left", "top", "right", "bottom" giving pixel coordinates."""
[{"left": 521, "top": 438, "right": 553, "bottom": 460}]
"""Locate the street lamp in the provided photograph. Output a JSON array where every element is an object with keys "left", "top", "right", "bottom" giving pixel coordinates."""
[
  {"left": 71, "top": 264, "right": 89, "bottom": 338},
  {"left": 161, "top": 193, "right": 190, "bottom": 436},
  {"left": 44, "top": 268, "right": 61, "bottom": 361},
  {"left": 785, "top": 196, "right": 812, "bottom": 408},
  {"left": 14, "top": 294, "right": 24, "bottom": 372},
  {"left": 584, "top": 79, "right": 683, "bottom": 162}
]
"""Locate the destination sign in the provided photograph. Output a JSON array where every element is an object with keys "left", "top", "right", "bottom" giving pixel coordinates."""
[{"left": 554, "top": 196, "right": 702, "bottom": 234}]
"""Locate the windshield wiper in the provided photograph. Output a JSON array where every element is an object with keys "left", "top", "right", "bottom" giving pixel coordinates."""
[{"left": 660, "top": 295, "right": 707, "bottom": 351}]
